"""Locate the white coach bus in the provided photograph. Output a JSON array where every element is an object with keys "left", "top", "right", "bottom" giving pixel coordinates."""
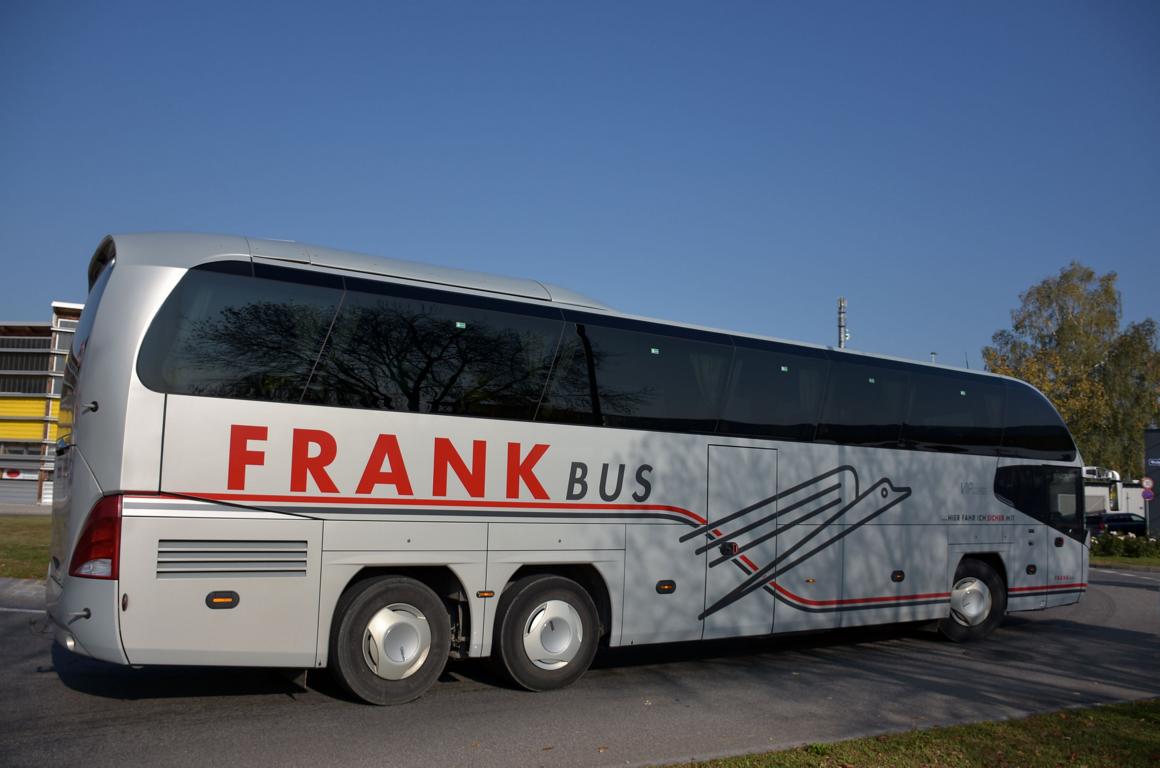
[{"left": 48, "top": 233, "right": 1088, "bottom": 704}]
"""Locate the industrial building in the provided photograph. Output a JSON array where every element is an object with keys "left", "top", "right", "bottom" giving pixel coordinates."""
[{"left": 0, "top": 302, "right": 83, "bottom": 504}]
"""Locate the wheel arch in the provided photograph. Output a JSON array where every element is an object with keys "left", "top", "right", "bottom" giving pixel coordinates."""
[
  {"left": 330, "top": 566, "right": 472, "bottom": 659},
  {"left": 503, "top": 563, "right": 613, "bottom": 644},
  {"left": 955, "top": 552, "right": 1008, "bottom": 588}
]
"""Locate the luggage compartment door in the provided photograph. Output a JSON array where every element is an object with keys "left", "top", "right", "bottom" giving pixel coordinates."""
[{"left": 119, "top": 506, "right": 322, "bottom": 667}]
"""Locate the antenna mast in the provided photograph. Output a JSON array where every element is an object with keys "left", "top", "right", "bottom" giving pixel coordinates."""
[{"left": 837, "top": 297, "right": 848, "bottom": 349}]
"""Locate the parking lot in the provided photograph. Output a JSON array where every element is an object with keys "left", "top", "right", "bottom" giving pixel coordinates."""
[{"left": 1, "top": 567, "right": 1157, "bottom": 768}]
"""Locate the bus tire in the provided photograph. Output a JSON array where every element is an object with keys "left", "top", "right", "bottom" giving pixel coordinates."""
[
  {"left": 494, "top": 574, "right": 599, "bottom": 692},
  {"left": 329, "top": 575, "right": 450, "bottom": 705},
  {"left": 939, "top": 558, "right": 1006, "bottom": 642}
]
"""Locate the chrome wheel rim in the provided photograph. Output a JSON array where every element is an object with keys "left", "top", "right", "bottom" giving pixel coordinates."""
[
  {"left": 523, "top": 599, "right": 583, "bottom": 671},
  {"left": 949, "top": 577, "right": 992, "bottom": 627},
  {"left": 362, "top": 602, "right": 431, "bottom": 680}
]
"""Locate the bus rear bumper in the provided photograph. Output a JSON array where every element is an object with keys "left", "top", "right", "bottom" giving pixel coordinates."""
[{"left": 45, "top": 574, "right": 128, "bottom": 665}]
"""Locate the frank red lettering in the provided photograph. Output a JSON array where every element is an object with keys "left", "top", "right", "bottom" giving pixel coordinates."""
[
  {"left": 227, "top": 424, "right": 268, "bottom": 490},
  {"left": 291, "top": 429, "right": 340, "bottom": 493},
  {"left": 433, "top": 438, "right": 486, "bottom": 497},
  {"left": 506, "top": 442, "right": 549, "bottom": 499},
  {"left": 356, "top": 434, "right": 414, "bottom": 495}
]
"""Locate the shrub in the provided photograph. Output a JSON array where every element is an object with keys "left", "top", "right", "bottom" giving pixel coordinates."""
[
  {"left": 1122, "top": 536, "right": 1145, "bottom": 558},
  {"left": 1092, "top": 533, "right": 1160, "bottom": 559}
]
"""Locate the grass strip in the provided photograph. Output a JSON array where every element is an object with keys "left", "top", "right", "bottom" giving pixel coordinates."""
[
  {"left": 0, "top": 515, "right": 52, "bottom": 580},
  {"left": 669, "top": 699, "right": 1160, "bottom": 768},
  {"left": 1091, "top": 555, "right": 1160, "bottom": 568}
]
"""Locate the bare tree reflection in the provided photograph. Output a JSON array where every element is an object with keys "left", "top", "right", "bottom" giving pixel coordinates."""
[
  {"left": 167, "top": 294, "right": 653, "bottom": 422},
  {"left": 306, "top": 297, "right": 558, "bottom": 419},
  {"left": 182, "top": 301, "right": 334, "bottom": 401}
]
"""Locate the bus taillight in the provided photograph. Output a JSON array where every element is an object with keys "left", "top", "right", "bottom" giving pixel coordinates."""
[{"left": 69, "top": 495, "right": 122, "bottom": 580}]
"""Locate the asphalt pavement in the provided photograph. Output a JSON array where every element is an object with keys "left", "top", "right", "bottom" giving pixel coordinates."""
[{"left": 1, "top": 568, "right": 1157, "bottom": 768}]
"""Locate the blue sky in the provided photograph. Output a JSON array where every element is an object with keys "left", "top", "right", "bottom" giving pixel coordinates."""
[{"left": 1, "top": 1, "right": 1157, "bottom": 367}]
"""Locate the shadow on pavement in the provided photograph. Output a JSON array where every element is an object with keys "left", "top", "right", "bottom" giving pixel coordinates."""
[{"left": 49, "top": 610, "right": 1159, "bottom": 707}]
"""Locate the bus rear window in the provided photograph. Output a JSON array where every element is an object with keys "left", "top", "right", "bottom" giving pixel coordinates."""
[{"left": 137, "top": 263, "right": 343, "bottom": 403}]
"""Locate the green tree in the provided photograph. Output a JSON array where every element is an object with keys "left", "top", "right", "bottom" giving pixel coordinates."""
[{"left": 982, "top": 262, "right": 1160, "bottom": 476}]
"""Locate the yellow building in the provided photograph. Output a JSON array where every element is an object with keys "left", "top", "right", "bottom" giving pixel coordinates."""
[{"left": 0, "top": 302, "right": 83, "bottom": 504}]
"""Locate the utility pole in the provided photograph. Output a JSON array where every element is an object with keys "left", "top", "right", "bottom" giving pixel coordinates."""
[{"left": 837, "top": 297, "right": 848, "bottom": 349}]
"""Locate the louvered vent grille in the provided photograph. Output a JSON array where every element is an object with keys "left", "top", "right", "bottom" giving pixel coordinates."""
[{"left": 156, "top": 540, "right": 308, "bottom": 578}]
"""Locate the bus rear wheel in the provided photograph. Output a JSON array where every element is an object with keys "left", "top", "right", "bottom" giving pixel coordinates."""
[
  {"left": 330, "top": 575, "right": 450, "bottom": 705},
  {"left": 939, "top": 558, "right": 1006, "bottom": 642},
  {"left": 494, "top": 574, "right": 599, "bottom": 692}
]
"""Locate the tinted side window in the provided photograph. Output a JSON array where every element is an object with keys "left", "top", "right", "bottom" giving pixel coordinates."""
[
  {"left": 903, "top": 370, "right": 1004, "bottom": 453},
  {"left": 305, "top": 280, "right": 563, "bottom": 420},
  {"left": 137, "top": 263, "right": 342, "bottom": 402},
  {"left": 718, "top": 341, "right": 829, "bottom": 441},
  {"left": 1001, "top": 381, "right": 1076, "bottom": 461},
  {"left": 816, "top": 358, "right": 910, "bottom": 447},
  {"left": 538, "top": 321, "right": 732, "bottom": 432},
  {"left": 995, "top": 465, "right": 1084, "bottom": 539}
]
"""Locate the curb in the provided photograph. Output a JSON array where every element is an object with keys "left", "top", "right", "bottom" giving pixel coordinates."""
[
  {"left": 0, "top": 503, "right": 52, "bottom": 516},
  {"left": 0, "top": 577, "right": 45, "bottom": 610}
]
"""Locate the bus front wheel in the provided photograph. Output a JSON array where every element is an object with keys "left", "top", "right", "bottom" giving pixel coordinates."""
[
  {"left": 939, "top": 558, "right": 1006, "bottom": 642},
  {"left": 329, "top": 575, "right": 450, "bottom": 705},
  {"left": 494, "top": 574, "right": 599, "bottom": 692}
]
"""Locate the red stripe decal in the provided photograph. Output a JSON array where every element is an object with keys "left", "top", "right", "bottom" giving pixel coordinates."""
[
  {"left": 771, "top": 581, "right": 950, "bottom": 607},
  {"left": 167, "top": 491, "right": 709, "bottom": 525},
  {"left": 715, "top": 534, "right": 948, "bottom": 607},
  {"left": 1009, "top": 582, "right": 1087, "bottom": 593}
]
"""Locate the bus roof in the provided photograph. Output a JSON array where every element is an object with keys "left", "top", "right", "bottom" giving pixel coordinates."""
[
  {"left": 93, "top": 232, "right": 610, "bottom": 310},
  {"left": 97, "top": 231, "right": 1014, "bottom": 384}
]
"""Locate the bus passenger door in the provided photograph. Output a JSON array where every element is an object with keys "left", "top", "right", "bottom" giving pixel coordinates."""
[{"left": 703, "top": 445, "right": 778, "bottom": 640}]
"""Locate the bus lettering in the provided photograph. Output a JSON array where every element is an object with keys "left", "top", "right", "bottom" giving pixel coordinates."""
[
  {"left": 506, "top": 442, "right": 550, "bottom": 500},
  {"left": 632, "top": 464, "right": 653, "bottom": 502},
  {"left": 566, "top": 461, "right": 588, "bottom": 500},
  {"left": 599, "top": 463, "right": 625, "bottom": 501},
  {"left": 566, "top": 461, "right": 653, "bottom": 503},
  {"left": 226, "top": 424, "right": 267, "bottom": 491},
  {"left": 355, "top": 434, "right": 414, "bottom": 495},
  {"left": 432, "top": 437, "right": 486, "bottom": 498},
  {"left": 291, "top": 428, "right": 340, "bottom": 493}
]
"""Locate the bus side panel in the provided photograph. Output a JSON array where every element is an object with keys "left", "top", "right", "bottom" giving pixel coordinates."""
[
  {"left": 833, "top": 447, "right": 949, "bottom": 628},
  {"left": 841, "top": 524, "right": 949, "bottom": 627},
  {"left": 1001, "top": 524, "right": 1048, "bottom": 611},
  {"left": 1046, "top": 533, "right": 1087, "bottom": 607},
  {"left": 772, "top": 523, "right": 844, "bottom": 633},
  {"left": 119, "top": 511, "right": 322, "bottom": 666},
  {"left": 315, "top": 518, "right": 487, "bottom": 664},
  {"left": 621, "top": 523, "right": 706, "bottom": 645}
]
